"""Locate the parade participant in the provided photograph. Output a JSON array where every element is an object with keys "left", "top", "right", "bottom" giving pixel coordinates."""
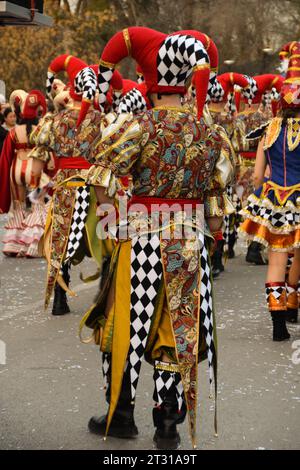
[
  {"left": 235, "top": 74, "right": 284, "bottom": 265},
  {"left": 80, "top": 26, "right": 234, "bottom": 449},
  {"left": 0, "top": 89, "right": 50, "bottom": 257},
  {"left": 28, "top": 54, "right": 104, "bottom": 315},
  {"left": 239, "top": 41, "right": 300, "bottom": 337},
  {"left": 208, "top": 73, "right": 251, "bottom": 274}
]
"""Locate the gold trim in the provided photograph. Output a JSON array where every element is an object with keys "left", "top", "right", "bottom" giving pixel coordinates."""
[
  {"left": 64, "top": 55, "right": 73, "bottom": 69},
  {"left": 193, "top": 63, "right": 210, "bottom": 72},
  {"left": 270, "top": 76, "right": 279, "bottom": 87},
  {"left": 290, "top": 41, "right": 297, "bottom": 53},
  {"left": 99, "top": 59, "right": 115, "bottom": 69},
  {"left": 155, "top": 361, "right": 181, "bottom": 373},
  {"left": 123, "top": 28, "right": 132, "bottom": 55},
  {"left": 290, "top": 54, "right": 300, "bottom": 60},
  {"left": 283, "top": 77, "right": 300, "bottom": 84},
  {"left": 153, "top": 105, "right": 188, "bottom": 112},
  {"left": 203, "top": 33, "right": 210, "bottom": 49}
]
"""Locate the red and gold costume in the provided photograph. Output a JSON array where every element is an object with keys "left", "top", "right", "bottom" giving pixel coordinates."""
[
  {"left": 0, "top": 89, "right": 50, "bottom": 257},
  {"left": 80, "top": 27, "right": 234, "bottom": 449}
]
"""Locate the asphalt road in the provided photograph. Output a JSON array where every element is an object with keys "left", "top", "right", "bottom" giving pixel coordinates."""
[{"left": 0, "top": 217, "right": 299, "bottom": 450}]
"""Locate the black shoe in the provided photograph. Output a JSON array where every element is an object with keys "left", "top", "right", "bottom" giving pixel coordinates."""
[
  {"left": 88, "top": 413, "right": 138, "bottom": 439},
  {"left": 212, "top": 240, "right": 225, "bottom": 275},
  {"left": 271, "top": 311, "right": 290, "bottom": 341},
  {"left": 153, "top": 427, "right": 180, "bottom": 450},
  {"left": 212, "top": 267, "right": 221, "bottom": 279},
  {"left": 228, "top": 233, "right": 236, "bottom": 259},
  {"left": 286, "top": 308, "right": 298, "bottom": 323},
  {"left": 152, "top": 391, "right": 186, "bottom": 450},
  {"left": 246, "top": 242, "right": 267, "bottom": 265},
  {"left": 52, "top": 263, "right": 71, "bottom": 315},
  {"left": 52, "top": 284, "right": 71, "bottom": 315}
]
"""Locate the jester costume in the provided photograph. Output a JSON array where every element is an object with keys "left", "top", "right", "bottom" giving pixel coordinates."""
[
  {"left": 207, "top": 73, "right": 253, "bottom": 272},
  {"left": 240, "top": 117, "right": 300, "bottom": 251},
  {"left": 240, "top": 41, "right": 300, "bottom": 336},
  {"left": 0, "top": 89, "right": 51, "bottom": 257},
  {"left": 79, "top": 26, "right": 234, "bottom": 450},
  {"left": 29, "top": 105, "right": 106, "bottom": 314}
]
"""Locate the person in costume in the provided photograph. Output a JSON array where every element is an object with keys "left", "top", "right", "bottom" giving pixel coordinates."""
[
  {"left": 28, "top": 56, "right": 142, "bottom": 316},
  {"left": 235, "top": 74, "right": 284, "bottom": 265},
  {"left": 0, "top": 89, "right": 51, "bottom": 257},
  {"left": 207, "top": 73, "right": 252, "bottom": 276},
  {"left": 28, "top": 54, "right": 106, "bottom": 315},
  {"left": 79, "top": 26, "right": 234, "bottom": 450},
  {"left": 239, "top": 41, "right": 300, "bottom": 338}
]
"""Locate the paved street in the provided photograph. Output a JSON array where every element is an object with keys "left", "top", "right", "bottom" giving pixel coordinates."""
[{"left": 0, "top": 217, "right": 299, "bottom": 450}]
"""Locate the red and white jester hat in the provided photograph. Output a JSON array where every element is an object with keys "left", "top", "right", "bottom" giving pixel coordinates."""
[
  {"left": 98, "top": 26, "right": 211, "bottom": 119},
  {"left": 279, "top": 42, "right": 300, "bottom": 109},
  {"left": 46, "top": 54, "right": 98, "bottom": 127}
]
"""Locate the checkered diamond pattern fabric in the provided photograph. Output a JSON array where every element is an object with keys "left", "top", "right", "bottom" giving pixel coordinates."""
[
  {"left": 65, "top": 186, "right": 90, "bottom": 262},
  {"left": 74, "top": 67, "right": 98, "bottom": 102},
  {"left": 98, "top": 65, "right": 114, "bottom": 110},
  {"left": 117, "top": 88, "right": 148, "bottom": 114},
  {"left": 127, "top": 234, "right": 163, "bottom": 402},
  {"left": 242, "top": 75, "right": 258, "bottom": 102},
  {"left": 157, "top": 34, "right": 209, "bottom": 87},
  {"left": 46, "top": 71, "right": 55, "bottom": 97},
  {"left": 210, "top": 78, "right": 225, "bottom": 102},
  {"left": 266, "top": 284, "right": 286, "bottom": 302},
  {"left": 199, "top": 232, "right": 216, "bottom": 387},
  {"left": 153, "top": 361, "right": 184, "bottom": 411},
  {"left": 102, "top": 352, "right": 111, "bottom": 391},
  {"left": 245, "top": 199, "right": 300, "bottom": 229},
  {"left": 111, "top": 90, "right": 123, "bottom": 112}
]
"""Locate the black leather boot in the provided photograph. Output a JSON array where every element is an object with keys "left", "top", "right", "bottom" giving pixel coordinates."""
[
  {"left": 52, "top": 263, "right": 71, "bottom": 315},
  {"left": 271, "top": 311, "right": 290, "bottom": 341},
  {"left": 246, "top": 242, "right": 267, "bottom": 265},
  {"left": 212, "top": 240, "right": 225, "bottom": 279},
  {"left": 228, "top": 232, "right": 236, "bottom": 259},
  {"left": 153, "top": 387, "right": 186, "bottom": 450},
  {"left": 286, "top": 308, "right": 298, "bottom": 323},
  {"left": 88, "top": 367, "right": 138, "bottom": 439}
]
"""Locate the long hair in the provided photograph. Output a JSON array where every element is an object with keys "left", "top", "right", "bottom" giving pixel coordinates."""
[
  {"left": 18, "top": 117, "right": 39, "bottom": 138},
  {"left": 281, "top": 107, "right": 300, "bottom": 124}
]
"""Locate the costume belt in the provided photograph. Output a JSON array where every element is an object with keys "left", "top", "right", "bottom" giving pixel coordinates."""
[
  {"left": 128, "top": 195, "right": 203, "bottom": 212},
  {"left": 240, "top": 151, "right": 256, "bottom": 159},
  {"left": 14, "top": 143, "right": 34, "bottom": 151},
  {"left": 57, "top": 156, "right": 91, "bottom": 170}
]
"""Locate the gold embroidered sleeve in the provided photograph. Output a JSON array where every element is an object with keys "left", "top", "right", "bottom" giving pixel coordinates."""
[
  {"left": 86, "top": 114, "right": 144, "bottom": 197},
  {"left": 204, "top": 137, "right": 235, "bottom": 217},
  {"left": 28, "top": 113, "right": 55, "bottom": 163}
]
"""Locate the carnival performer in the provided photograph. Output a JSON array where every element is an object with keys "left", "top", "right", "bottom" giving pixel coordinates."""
[
  {"left": 235, "top": 74, "right": 284, "bottom": 265},
  {"left": 239, "top": 41, "right": 300, "bottom": 338},
  {"left": 207, "top": 73, "right": 252, "bottom": 275},
  {"left": 0, "top": 89, "right": 50, "bottom": 257},
  {"left": 28, "top": 54, "right": 105, "bottom": 315},
  {"left": 28, "top": 56, "right": 138, "bottom": 316},
  {"left": 79, "top": 26, "right": 234, "bottom": 450}
]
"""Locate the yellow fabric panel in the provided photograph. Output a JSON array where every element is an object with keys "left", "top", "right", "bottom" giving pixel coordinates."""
[
  {"left": 106, "top": 241, "right": 131, "bottom": 433},
  {"left": 150, "top": 299, "right": 176, "bottom": 360}
]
